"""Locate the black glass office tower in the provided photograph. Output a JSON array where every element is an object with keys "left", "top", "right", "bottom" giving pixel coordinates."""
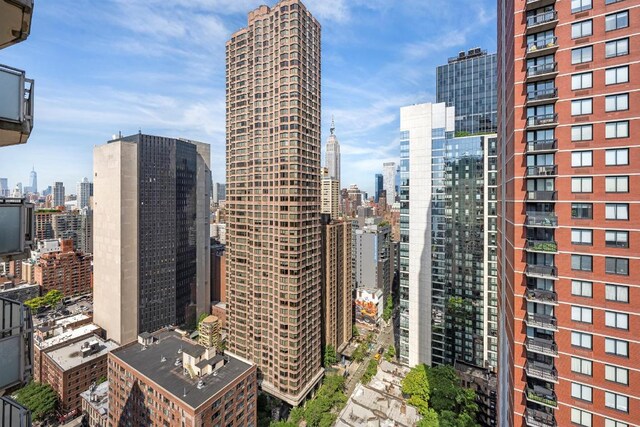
[{"left": 437, "top": 48, "right": 497, "bottom": 134}]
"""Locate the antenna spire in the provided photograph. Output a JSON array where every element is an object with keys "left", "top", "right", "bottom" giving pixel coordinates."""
[{"left": 330, "top": 115, "right": 335, "bottom": 135}]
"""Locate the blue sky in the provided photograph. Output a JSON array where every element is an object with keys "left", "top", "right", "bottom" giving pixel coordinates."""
[{"left": 1, "top": 0, "right": 496, "bottom": 196}]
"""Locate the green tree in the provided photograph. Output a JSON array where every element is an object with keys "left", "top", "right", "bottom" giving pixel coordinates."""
[
  {"left": 385, "top": 345, "right": 396, "bottom": 361},
  {"left": 362, "top": 359, "right": 378, "bottom": 384},
  {"left": 197, "top": 312, "right": 209, "bottom": 326},
  {"left": 14, "top": 382, "right": 58, "bottom": 421},
  {"left": 383, "top": 296, "right": 394, "bottom": 321},
  {"left": 352, "top": 342, "right": 367, "bottom": 362},
  {"left": 270, "top": 422, "right": 297, "bottom": 427},
  {"left": 427, "top": 366, "right": 479, "bottom": 427},
  {"left": 402, "top": 364, "right": 430, "bottom": 403},
  {"left": 352, "top": 325, "right": 360, "bottom": 337},
  {"left": 43, "top": 290, "right": 63, "bottom": 306},
  {"left": 417, "top": 408, "right": 440, "bottom": 427},
  {"left": 323, "top": 344, "right": 337, "bottom": 367},
  {"left": 96, "top": 376, "right": 107, "bottom": 385}
]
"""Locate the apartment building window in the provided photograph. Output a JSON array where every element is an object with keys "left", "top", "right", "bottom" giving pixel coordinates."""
[
  {"left": 572, "top": 306, "right": 593, "bottom": 323},
  {"left": 572, "top": 255, "right": 593, "bottom": 271},
  {"left": 572, "top": 203, "right": 593, "bottom": 219},
  {"left": 572, "top": 98, "right": 593, "bottom": 115},
  {"left": 605, "top": 419, "right": 628, "bottom": 427},
  {"left": 605, "top": 176, "right": 629, "bottom": 193},
  {"left": 605, "top": 338, "right": 628, "bottom": 356},
  {"left": 605, "top": 365, "right": 629, "bottom": 385},
  {"left": 605, "top": 392, "right": 628, "bottom": 412},
  {"left": 571, "top": 408, "right": 593, "bottom": 427},
  {"left": 572, "top": 151, "right": 593, "bottom": 167},
  {"left": 572, "top": 20, "right": 593, "bottom": 38},
  {"left": 605, "top": 0, "right": 625, "bottom": 3},
  {"left": 606, "top": 311, "right": 629, "bottom": 329},
  {"left": 572, "top": 280, "right": 593, "bottom": 297},
  {"left": 606, "top": 284, "right": 629, "bottom": 302},
  {"left": 606, "top": 39, "right": 629, "bottom": 58},
  {"left": 572, "top": 177, "right": 593, "bottom": 193},
  {"left": 606, "top": 11, "right": 629, "bottom": 31},
  {"left": 605, "top": 148, "right": 629, "bottom": 165},
  {"left": 571, "top": 357, "right": 593, "bottom": 375},
  {"left": 606, "top": 66, "right": 629, "bottom": 85},
  {"left": 572, "top": 0, "right": 592, "bottom": 13},
  {"left": 572, "top": 72, "right": 593, "bottom": 90},
  {"left": 571, "top": 383, "right": 593, "bottom": 402},
  {"left": 606, "top": 121, "right": 629, "bottom": 138},
  {"left": 606, "top": 257, "right": 629, "bottom": 275},
  {"left": 606, "top": 203, "right": 629, "bottom": 220},
  {"left": 572, "top": 331, "right": 593, "bottom": 349},
  {"left": 572, "top": 229, "right": 593, "bottom": 245},
  {"left": 606, "top": 230, "right": 629, "bottom": 248},
  {"left": 572, "top": 46, "right": 593, "bottom": 64},
  {"left": 605, "top": 93, "right": 629, "bottom": 112},
  {"left": 572, "top": 124, "right": 593, "bottom": 141}
]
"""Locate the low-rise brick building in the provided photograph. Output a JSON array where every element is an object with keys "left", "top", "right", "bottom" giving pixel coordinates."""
[
  {"left": 108, "top": 329, "right": 257, "bottom": 427},
  {"left": 35, "top": 239, "right": 92, "bottom": 296}
]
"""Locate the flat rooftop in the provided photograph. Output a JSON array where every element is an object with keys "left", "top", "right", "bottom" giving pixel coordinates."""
[
  {"left": 36, "top": 323, "right": 101, "bottom": 350},
  {"left": 46, "top": 335, "right": 118, "bottom": 371},
  {"left": 79, "top": 381, "right": 109, "bottom": 416},
  {"left": 111, "top": 330, "right": 253, "bottom": 410}
]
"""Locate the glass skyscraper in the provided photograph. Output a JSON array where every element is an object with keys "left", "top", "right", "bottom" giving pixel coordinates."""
[{"left": 436, "top": 48, "right": 497, "bottom": 135}]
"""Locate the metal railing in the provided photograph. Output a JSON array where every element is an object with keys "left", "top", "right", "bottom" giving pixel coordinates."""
[
  {"left": 526, "top": 191, "right": 557, "bottom": 201},
  {"left": 527, "top": 37, "right": 558, "bottom": 53},
  {"left": 526, "top": 288, "right": 558, "bottom": 303},
  {"left": 525, "top": 337, "right": 558, "bottom": 356},
  {"left": 525, "top": 265, "right": 557, "bottom": 278},
  {"left": 527, "top": 62, "right": 557, "bottom": 78},
  {"left": 525, "top": 408, "right": 556, "bottom": 427},
  {"left": 526, "top": 213, "right": 558, "bottom": 227},
  {"left": 525, "top": 361, "right": 558, "bottom": 382},
  {"left": 527, "top": 113, "right": 558, "bottom": 127},
  {"left": 525, "top": 386, "right": 558, "bottom": 408},
  {"left": 526, "top": 139, "right": 557, "bottom": 152},
  {"left": 526, "top": 312, "right": 557, "bottom": 329},
  {"left": 527, "top": 10, "right": 558, "bottom": 28},
  {"left": 527, "top": 87, "right": 558, "bottom": 102},
  {"left": 526, "top": 165, "right": 557, "bottom": 177},
  {"left": 526, "top": 239, "right": 558, "bottom": 253}
]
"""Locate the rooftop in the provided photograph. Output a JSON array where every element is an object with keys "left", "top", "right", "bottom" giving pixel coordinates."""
[
  {"left": 46, "top": 335, "right": 118, "bottom": 371},
  {"left": 35, "top": 323, "right": 100, "bottom": 350},
  {"left": 111, "top": 330, "right": 254, "bottom": 410},
  {"left": 336, "top": 361, "right": 420, "bottom": 427},
  {"left": 80, "top": 381, "right": 109, "bottom": 417}
]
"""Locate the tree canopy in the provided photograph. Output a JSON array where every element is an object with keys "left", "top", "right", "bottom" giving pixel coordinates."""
[
  {"left": 324, "top": 344, "right": 337, "bottom": 367},
  {"left": 24, "top": 290, "right": 64, "bottom": 311},
  {"left": 14, "top": 382, "right": 58, "bottom": 421}
]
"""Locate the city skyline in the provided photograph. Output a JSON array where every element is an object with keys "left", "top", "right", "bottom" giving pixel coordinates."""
[{"left": 0, "top": 0, "right": 496, "bottom": 195}]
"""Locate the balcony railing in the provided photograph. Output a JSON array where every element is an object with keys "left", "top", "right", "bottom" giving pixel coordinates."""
[
  {"left": 527, "top": 37, "right": 558, "bottom": 54},
  {"left": 526, "top": 63, "right": 558, "bottom": 78},
  {"left": 525, "top": 0, "right": 557, "bottom": 11},
  {"left": 526, "top": 114, "right": 558, "bottom": 128},
  {"left": 526, "top": 239, "right": 558, "bottom": 253},
  {"left": 527, "top": 88, "right": 558, "bottom": 102},
  {"left": 525, "top": 361, "right": 558, "bottom": 382},
  {"left": 526, "top": 140, "right": 557, "bottom": 153},
  {"left": 525, "top": 337, "right": 558, "bottom": 357},
  {"left": 526, "top": 213, "right": 558, "bottom": 227},
  {"left": 527, "top": 10, "right": 558, "bottom": 28},
  {"left": 526, "top": 191, "right": 556, "bottom": 201},
  {"left": 526, "top": 313, "right": 557, "bottom": 330},
  {"left": 526, "top": 165, "right": 557, "bottom": 177},
  {"left": 526, "top": 288, "right": 558, "bottom": 304},
  {"left": 0, "top": 64, "right": 34, "bottom": 147},
  {"left": 525, "top": 408, "right": 556, "bottom": 427},
  {"left": 525, "top": 386, "right": 558, "bottom": 408},
  {"left": 525, "top": 265, "right": 557, "bottom": 279}
]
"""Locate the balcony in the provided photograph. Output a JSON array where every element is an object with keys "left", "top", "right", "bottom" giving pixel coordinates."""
[
  {"left": 0, "top": 297, "right": 33, "bottom": 393},
  {"left": 526, "top": 213, "right": 557, "bottom": 227},
  {"left": 526, "top": 139, "right": 557, "bottom": 153},
  {"left": 0, "top": 0, "right": 33, "bottom": 49},
  {"left": 525, "top": 313, "right": 557, "bottom": 330},
  {"left": 526, "top": 38, "right": 558, "bottom": 58},
  {"left": 525, "top": 361, "right": 558, "bottom": 383},
  {"left": 525, "top": 0, "right": 557, "bottom": 11},
  {"left": 526, "top": 10, "right": 558, "bottom": 33},
  {"left": 0, "top": 64, "right": 34, "bottom": 147},
  {"left": 0, "top": 198, "right": 34, "bottom": 261},
  {"left": 525, "top": 288, "right": 558, "bottom": 305},
  {"left": 526, "top": 114, "right": 557, "bottom": 129},
  {"left": 525, "top": 239, "right": 558, "bottom": 254},
  {"left": 526, "top": 191, "right": 556, "bottom": 202},
  {"left": 527, "top": 88, "right": 558, "bottom": 105},
  {"left": 526, "top": 165, "right": 557, "bottom": 177},
  {"left": 0, "top": 396, "right": 31, "bottom": 426},
  {"left": 525, "top": 337, "right": 558, "bottom": 357},
  {"left": 525, "top": 408, "right": 556, "bottom": 427},
  {"left": 526, "top": 63, "right": 558, "bottom": 82},
  {"left": 525, "top": 265, "right": 557, "bottom": 279},
  {"left": 525, "top": 386, "right": 558, "bottom": 409}
]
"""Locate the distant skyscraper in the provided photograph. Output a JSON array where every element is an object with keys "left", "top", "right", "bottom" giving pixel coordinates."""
[
  {"left": 53, "top": 182, "right": 65, "bottom": 207},
  {"left": 383, "top": 162, "right": 397, "bottom": 205},
  {"left": 12, "top": 182, "right": 22, "bottom": 198},
  {"left": 321, "top": 168, "right": 340, "bottom": 219},
  {"left": 93, "top": 133, "right": 211, "bottom": 345},
  {"left": 374, "top": 174, "right": 383, "bottom": 203},
  {"left": 76, "top": 177, "right": 93, "bottom": 210},
  {"left": 226, "top": 0, "right": 323, "bottom": 406},
  {"left": 42, "top": 186, "right": 52, "bottom": 197},
  {"left": 0, "top": 178, "right": 8, "bottom": 197},
  {"left": 29, "top": 167, "right": 37, "bottom": 194},
  {"left": 354, "top": 219, "right": 392, "bottom": 297},
  {"left": 325, "top": 117, "right": 341, "bottom": 184},
  {"left": 437, "top": 48, "right": 497, "bottom": 134},
  {"left": 213, "top": 182, "right": 226, "bottom": 204}
]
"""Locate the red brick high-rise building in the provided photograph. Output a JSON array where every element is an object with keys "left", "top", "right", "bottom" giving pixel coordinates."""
[
  {"left": 498, "top": 1, "right": 639, "bottom": 426},
  {"left": 35, "top": 239, "right": 92, "bottom": 296}
]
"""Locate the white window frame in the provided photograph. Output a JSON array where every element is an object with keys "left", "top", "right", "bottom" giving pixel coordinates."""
[
  {"left": 605, "top": 284, "right": 629, "bottom": 303},
  {"left": 606, "top": 121, "right": 629, "bottom": 139},
  {"left": 605, "top": 230, "right": 629, "bottom": 248},
  {"left": 572, "top": 177, "right": 593, "bottom": 193},
  {"left": 605, "top": 419, "right": 628, "bottom": 427},
  {"left": 605, "top": 93, "right": 629, "bottom": 112},
  {"left": 572, "top": 0, "right": 592, "bottom": 13},
  {"left": 605, "top": 148, "right": 629, "bottom": 166},
  {"left": 606, "top": 66, "right": 629, "bottom": 85},
  {"left": 572, "top": 20, "right": 593, "bottom": 38},
  {"left": 605, "top": 11, "right": 629, "bottom": 32},
  {"left": 605, "top": 311, "right": 629, "bottom": 329},
  {"left": 605, "top": 337, "right": 628, "bottom": 357},
  {"left": 572, "top": 331, "right": 592, "bottom": 349},
  {"left": 605, "top": 365, "right": 628, "bottom": 385},
  {"left": 572, "top": 72, "right": 593, "bottom": 90},
  {"left": 571, "top": 229, "right": 593, "bottom": 245},
  {"left": 606, "top": 38, "right": 629, "bottom": 58},
  {"left": 605, "top": 392, "right": 628, "bottom": 412},
  {"left": 606, "top": 203, "right": 629, "bottom": 220},
  {"left": 571, "top": 357, "right": 593, "bottom": 376},
  {"left": 572, "top": 280, "right": 593, "bottom": 298},
  {"left": 572, "top": 98, "right": 593, "bottom": 116},
  {"left": 572, "top": 151, "right": 593, "bottom": 167},
  {"left": 571, "top": 408, "right": 593, "bottom": 427},
  {"left": 572, "top": 46, "right": 593, "bottom": 64},
  {"left": 572, "top": 383, "right": 593, "bottom": 402},
  {"left": 605, "top": 176, "right": 629, "bottom": 193},
  {"left": 572, "top": 306, "right": 593, "bottom": 323}
]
